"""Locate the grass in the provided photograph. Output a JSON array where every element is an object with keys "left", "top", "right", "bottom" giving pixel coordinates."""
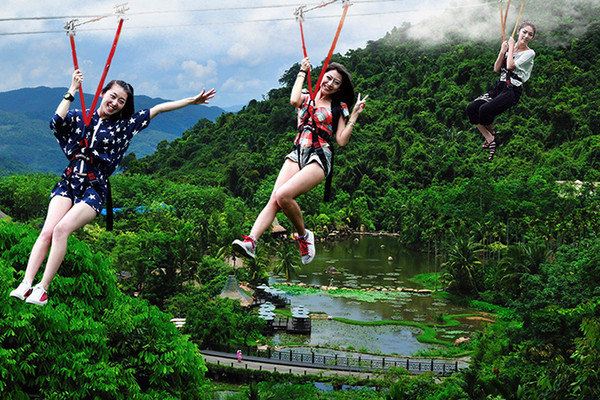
[
  {"left": 273, "top": 308, "right": 292, "bottom": 318},
  {"left": 409, "top": 272, "right": 443, "bottom": 290},
  {"left": 469, "top": 299, "right": 517, "bottom": 319},
  {"left": 332, "top": 311, "right": 487, "bottom": 349},
  {"left": 412, "top": 346, "right": 474, "bottom": 358},
  {"left": 332, "top": 317, "right": 453, "bottom": 347}
]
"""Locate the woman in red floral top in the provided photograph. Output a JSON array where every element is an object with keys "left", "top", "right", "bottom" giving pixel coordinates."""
[{"left": 233, "top": 57, "right": 368, "bottom": 265}]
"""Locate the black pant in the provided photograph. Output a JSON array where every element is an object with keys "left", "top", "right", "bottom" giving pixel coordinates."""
[{"left": 466, "top": 81, "right": 522, "bottom": 126}]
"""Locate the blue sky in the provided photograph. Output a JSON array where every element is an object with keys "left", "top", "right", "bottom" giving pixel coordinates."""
[{"left": 0, "top": 0, "right": 576, "bottom": 108}]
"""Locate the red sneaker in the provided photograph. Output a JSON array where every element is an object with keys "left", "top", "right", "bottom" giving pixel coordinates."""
[
  {"left": 25, "top": 284, "right": 48, "bottom": 306},
  {"left": 10, "top": 280, "right": 33, "bottom": 300},
  {"left": 232, "top": 235, "right": 256, "bottom": 259},
  {"left": 295, "top": 229, "right": 316, "bottom": 264}
]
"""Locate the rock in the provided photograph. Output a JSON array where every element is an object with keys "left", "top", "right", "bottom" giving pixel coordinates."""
[
  {"left": 320, "top": 285, "right": 329, "bottom": 291},
  {"left": 454, "top": 337, "right": 470, "bottom": 345},
  {"left": 354, "top": 237, "right": 360, "bottom": 242},
  {"left": 387, "top": 256, "right": 393, "bottom": 261},
  {"left": 382, "top": 288, "right": 388, "bottom": 292},
  {"left": 326, "top": 266, "right": 339, "bottom": 275},
  {"left": 417, "top": 289, "right": 432, "bottom": 294},
  {"left": 327, "top": 315, "right": 333, "bottom": 320},
  {"left": 298, "top": 282, "right": 306, "bottom": 287},
  {"left": 329, "top": 286, "right": 338, "bottom": 291},
  {"left": 380, "top": 244, "right": 385, "bottom": 249}
]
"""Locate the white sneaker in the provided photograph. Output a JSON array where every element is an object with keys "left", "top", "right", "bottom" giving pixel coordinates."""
[
  {"left": 10, "top": 280, "right": 33, "bottom": 300},
  {"left": 25, "top": 284, "right": 48, "bottom": 306},
  {"left": 232, "top": 235, "right": 256, "bottom": 259},
  {"left": 296, "top": 229, "right": 316, "bottom": 264}
]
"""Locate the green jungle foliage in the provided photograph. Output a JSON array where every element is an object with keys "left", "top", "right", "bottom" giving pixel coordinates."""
[
  {"left": 125, "top": 23, "right": 599, "bottom": 251},
  {"left": 1, "top": 15, "right": 600, "bottom": 400},
  {"left": 125, "top": 20, "right": 599, "bottom": 399},
  {"left": 0, "top": 221, "right": 208, "bottom": 399}
]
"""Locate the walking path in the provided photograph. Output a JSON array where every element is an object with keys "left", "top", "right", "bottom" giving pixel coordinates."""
[{"left": 202, "top": 350, "right": 468, "bottom": 377}]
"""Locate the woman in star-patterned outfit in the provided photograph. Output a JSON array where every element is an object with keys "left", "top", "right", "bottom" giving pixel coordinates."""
[{"left": 10, "top": 69, "right": 216, "bottom": 306}]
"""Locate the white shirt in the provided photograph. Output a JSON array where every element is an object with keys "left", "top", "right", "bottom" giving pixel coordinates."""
[{"left": 500, "top": 49, "right": 535, "bottom": 86}]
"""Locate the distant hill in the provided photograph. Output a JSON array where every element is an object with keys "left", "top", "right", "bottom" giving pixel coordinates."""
[{"left": 0, "top": 87, "right": 226, "bottom": 173}]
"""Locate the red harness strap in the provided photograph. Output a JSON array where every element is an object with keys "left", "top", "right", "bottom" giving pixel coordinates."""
[
  {"left": 68, "top": 18, "right": 124, "bottom": 127},
  {"left": 298, "top": 2, "right": 350, "bottom": 103}
]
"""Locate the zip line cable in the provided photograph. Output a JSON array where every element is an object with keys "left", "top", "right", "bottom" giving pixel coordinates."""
[
  {"left": 0, "top": 0, "right": 464, "bottom": 22},
  {"left": 0, "top": 1, "right": 500, "bottom": 37}
]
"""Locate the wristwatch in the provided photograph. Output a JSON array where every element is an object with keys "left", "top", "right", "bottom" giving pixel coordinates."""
[{"left": 63, "top": 92, "right": 75, "bottom": 102}]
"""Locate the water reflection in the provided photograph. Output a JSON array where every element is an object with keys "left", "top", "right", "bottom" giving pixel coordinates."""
[{"left": 268, "top": 235, "right": 486, "bottom": 355}]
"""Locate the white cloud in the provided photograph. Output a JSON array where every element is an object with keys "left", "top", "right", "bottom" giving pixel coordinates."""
[
  {"left": 226, "top": 43, "right": 252, "bottom": 64},
  {"left": 135, "top": 80, "right": 161, "bottom": 97},
  {"left": 176, "top": 59, "right": 218, "bottom": 91},
  {"left": 221, "top": 77, "right": 263, "bottom": 93},
  {"left": 0, "top": 0, "right": 597, "bottom": 107}
]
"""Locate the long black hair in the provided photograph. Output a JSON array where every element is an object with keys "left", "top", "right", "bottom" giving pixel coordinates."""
[
  {"left": 519, "top": 21, "right": 537, "bottom": 38},
  {"left": 101, "top": 80, "right": 134, "bottom": 120},
  {"left": 325, "top": 62, "right": 355, "bottom": 109}
]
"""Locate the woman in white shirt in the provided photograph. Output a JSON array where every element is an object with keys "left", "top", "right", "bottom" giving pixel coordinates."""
[{"left": 466, "top": 21, "right": 536, "bottom": 160}]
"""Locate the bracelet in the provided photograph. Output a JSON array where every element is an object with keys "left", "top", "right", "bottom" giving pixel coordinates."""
[{"left": 348, "top": 120, "right": 356, "bottom": 127}]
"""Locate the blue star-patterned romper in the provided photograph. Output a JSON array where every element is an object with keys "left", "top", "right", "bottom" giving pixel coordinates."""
[{"left": 50, "top": 109, "right": 151, "bottom": 213}]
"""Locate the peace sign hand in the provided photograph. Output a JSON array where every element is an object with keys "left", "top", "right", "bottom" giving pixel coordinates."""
[
  {"left": 352, "top": 93, "right": 368, "bottom": 116},
  {"left": 190, "top": 88, "right": 217, "bottom": 105}
]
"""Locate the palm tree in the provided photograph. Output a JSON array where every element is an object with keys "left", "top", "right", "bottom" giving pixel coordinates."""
[
  {"left": 441, "top": 235, "right": 484, "bottom": 295},
  {"left": 498, "top": 241, "right": 551, "bottom": 293},
  {"left": 273, "top": 241, "right": 299, "bottom": 282}
]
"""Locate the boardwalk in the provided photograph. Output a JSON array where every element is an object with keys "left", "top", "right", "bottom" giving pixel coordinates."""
[
  {"left": 202, "top": 350, "right": 375, "bottom": 379},
  {"left": 201, "top": 350, "right": 469, "bottom": 376}
]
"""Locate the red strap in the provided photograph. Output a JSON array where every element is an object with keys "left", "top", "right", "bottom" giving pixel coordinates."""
[
  {"left": 87, "top": 18, "right": 124, "bottom": 126},
  {"left": 312, "top": 3, "right": 350, "bottom": 100},
  {"left": 298, "top": 3, "right": 350, "bottom": 102},
  {"left": 68, "top": 18, "right": 124, "bottom": 127},
  {"left": 69, "top": 34, "right": 87, "bottom": 123},
  {"left": 298, "top": 19, "right": 314, "bottom": 100}
]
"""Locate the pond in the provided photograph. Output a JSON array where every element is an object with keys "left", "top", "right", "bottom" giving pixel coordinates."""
[{"left": 269, "top": 235, "right": 487, "bottom": 355}]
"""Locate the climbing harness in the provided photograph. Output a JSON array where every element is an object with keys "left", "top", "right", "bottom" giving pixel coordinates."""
[
  {"left": 63, "top": 3, "right": 128, "bottom": 229},
  {"left": 293, "top": 0, "right": 351, "bottom": 201}
]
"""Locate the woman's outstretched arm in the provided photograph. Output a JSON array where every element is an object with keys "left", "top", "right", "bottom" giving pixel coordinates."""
[{"left": 149, "top": 88, "right": 217, "bottom": 119}]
